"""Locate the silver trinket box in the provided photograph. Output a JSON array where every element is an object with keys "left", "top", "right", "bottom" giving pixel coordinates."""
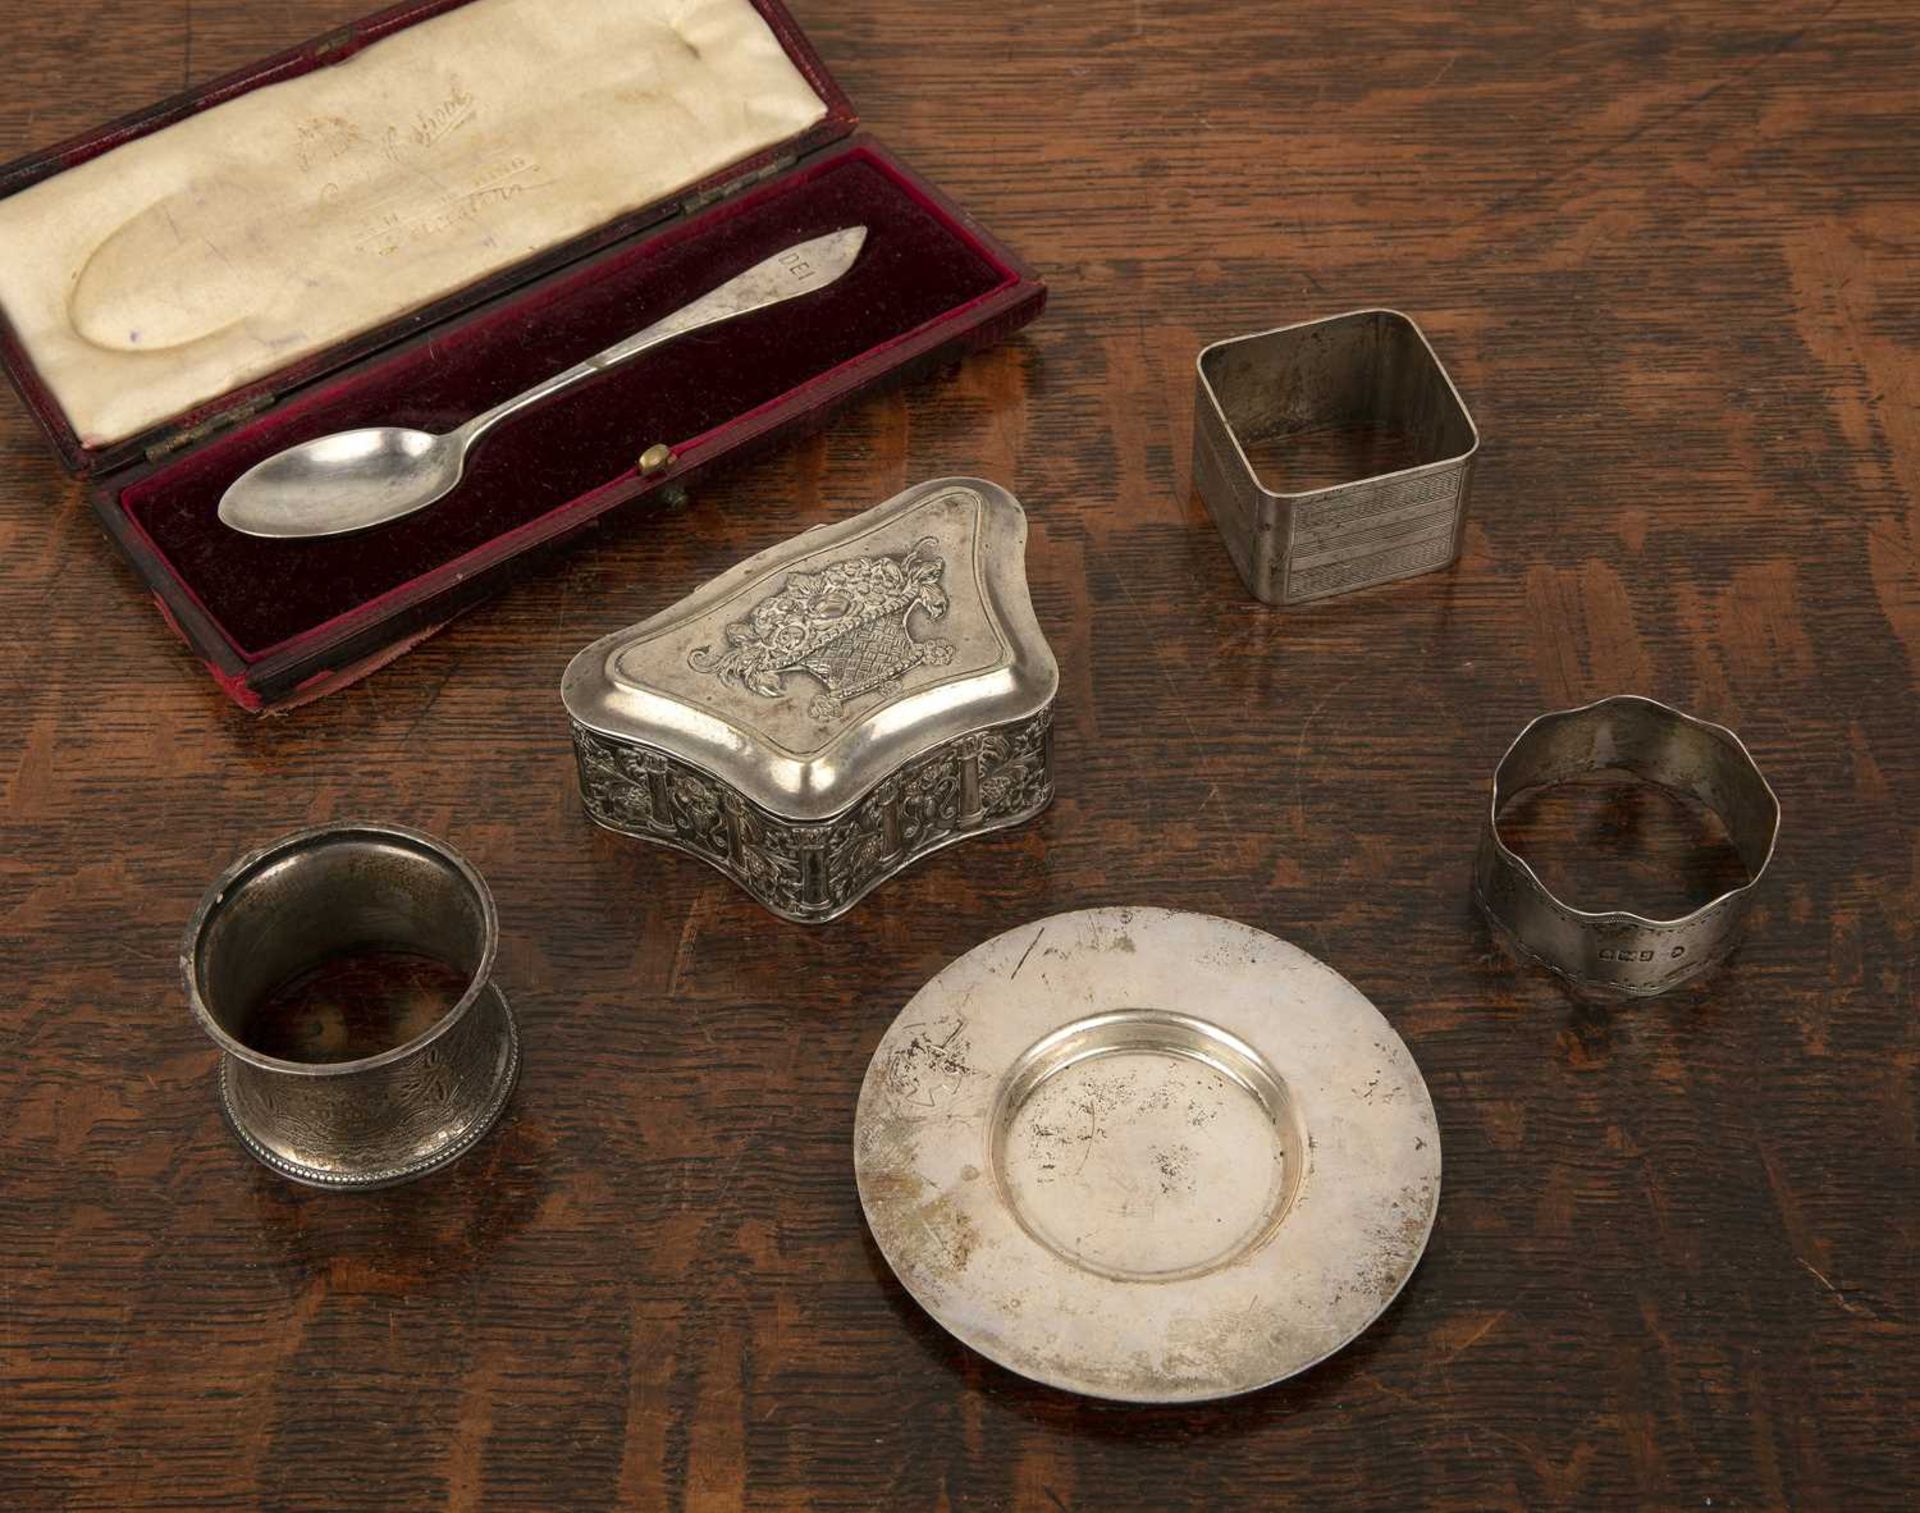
[{"left": 562, "top": 477, "right": 1058, "bottom": 922}]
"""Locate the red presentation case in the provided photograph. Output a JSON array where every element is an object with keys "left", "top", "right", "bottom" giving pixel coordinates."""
[{"left": 0, "top": 0, "right": 1045, "bottom": 710}]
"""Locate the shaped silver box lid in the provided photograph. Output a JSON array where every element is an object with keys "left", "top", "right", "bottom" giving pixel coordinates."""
[{"left": 561, "top": 477, "right": 1058, "bottom": 922}]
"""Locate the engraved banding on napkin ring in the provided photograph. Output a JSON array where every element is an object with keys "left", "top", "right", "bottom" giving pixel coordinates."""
[
  {"left": 1474, "top": 696, "right": 1780, "bottom": 997},
  {"left": 1193, "top": 309, "right": 1479, "bottom": 605},
  {"left": 182, "top": 822, "right": 521, "bottom": 1188}
]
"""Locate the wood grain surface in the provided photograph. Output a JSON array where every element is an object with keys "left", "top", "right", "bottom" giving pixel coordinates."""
[{"left": 2, "top": 1, "right": 1915, "bottom": 1508}]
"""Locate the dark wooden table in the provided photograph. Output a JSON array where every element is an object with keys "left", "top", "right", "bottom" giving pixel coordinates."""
[{"left": 2, "top": 2, "right": 1914, "bottom": 1508}]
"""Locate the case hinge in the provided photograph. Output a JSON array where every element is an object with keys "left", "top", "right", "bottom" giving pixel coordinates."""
[
  {"left": 313, "top": 24, "right": 361, "bottom": 63},
  {"left": 145, "top": 395, "right": 277, "bottom": 464},
  {"left": 682, "top": 154, "right": 796, "bottom": 216}
]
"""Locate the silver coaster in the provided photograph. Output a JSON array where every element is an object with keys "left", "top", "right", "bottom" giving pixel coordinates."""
[{"left": 854, "top": 907, "right": 1441, "bottom": 1403}]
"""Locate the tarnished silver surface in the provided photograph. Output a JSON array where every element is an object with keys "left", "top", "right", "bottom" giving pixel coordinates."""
[
  {"left": 854, "top": 907, "right": 1441, "bottom": 1403},
  {"left": 218, "top": 227, "right": 867, "bottom": 538},
  {"left": 1475, "top": 695, "right": 1780, "bottom": 997},
  {"left": 1194, "top": 309, "right": 1479, "bottom": 605},
  {"left": 563, "top": 477, "right": 1058, "bottom": 923},
  {"left": 182, "top": 822, "right": 520, "bottom": 1189}
]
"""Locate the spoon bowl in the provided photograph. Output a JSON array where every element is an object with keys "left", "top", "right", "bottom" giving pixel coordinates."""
[{"left": 221, "top": 427, "right": 464, "bottom": 538}]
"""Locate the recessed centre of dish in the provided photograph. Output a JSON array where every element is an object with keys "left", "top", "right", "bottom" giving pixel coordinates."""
[{"left": 990, "top": 1010, "right": 1303, "bottom": 1283}]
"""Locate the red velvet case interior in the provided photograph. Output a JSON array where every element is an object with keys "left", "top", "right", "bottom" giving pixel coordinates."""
[{"left": 115, "top": 145, "right": 1014, "bottom": 659}]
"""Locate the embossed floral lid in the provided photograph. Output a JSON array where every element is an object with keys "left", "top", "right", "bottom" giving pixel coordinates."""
[{"left": 560, "top": 476, "right": 1057, "bottom": 822}]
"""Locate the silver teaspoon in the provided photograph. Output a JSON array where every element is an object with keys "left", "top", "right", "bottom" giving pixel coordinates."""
[{"left": 218, "top": 226, "right": 868, "bottom": 539}]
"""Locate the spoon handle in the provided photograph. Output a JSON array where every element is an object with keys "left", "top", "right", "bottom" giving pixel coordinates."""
[{"left": 456, "top": 226, "right": 867, "bottom": 446}]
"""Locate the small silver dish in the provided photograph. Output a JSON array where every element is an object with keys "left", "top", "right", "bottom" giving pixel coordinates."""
[
  {"left": 854, "top": 907, "right": 1442, "bottom": 1402},
  {"left": 182, "top": 822, "right": 520, "bottom": 1189},
  {"left": 562, "top": 477, "right": 1058, "bottom": 923},
  {"left": 1194, "top": 309, "right": 1479, "bottom": 605}
]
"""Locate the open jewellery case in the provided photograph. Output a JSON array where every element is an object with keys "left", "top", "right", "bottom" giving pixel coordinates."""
[{"left": 0, "top": 0, "right": 1044, "bottom": 710}]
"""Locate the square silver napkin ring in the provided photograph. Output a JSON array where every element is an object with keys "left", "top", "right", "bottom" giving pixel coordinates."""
[{"left": 1193, "top": 309, "right": 1479, "bottom": 605}]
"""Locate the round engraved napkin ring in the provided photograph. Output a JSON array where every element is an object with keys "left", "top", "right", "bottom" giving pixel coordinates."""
[
  {"left": 182, "top": 822, "right": 520, "bottom": 1189},
  {"left": 1474, "top": 696, "right": 1780, "bottom": 997}
]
